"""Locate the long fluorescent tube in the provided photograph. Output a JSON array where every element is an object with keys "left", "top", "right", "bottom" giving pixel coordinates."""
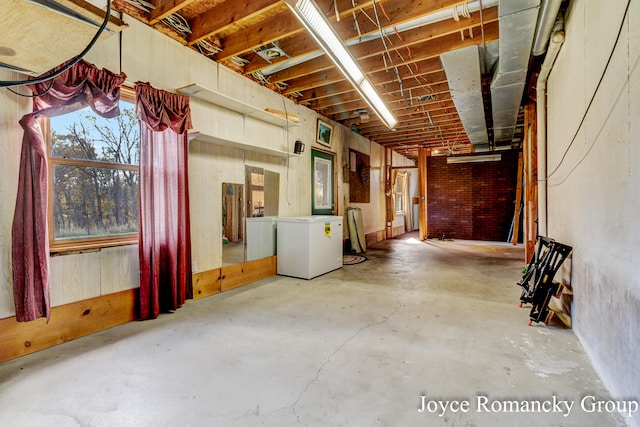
[
  {"left": 447, "top": 154, "right": 502, "bottom": 164},
  {"left": 284, "top": 0, "right": 397, "bottom": 129}
]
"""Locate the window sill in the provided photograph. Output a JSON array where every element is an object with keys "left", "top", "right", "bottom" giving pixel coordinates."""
[{"left": 50, "top": 236, "right": 138, "bottom": 256}]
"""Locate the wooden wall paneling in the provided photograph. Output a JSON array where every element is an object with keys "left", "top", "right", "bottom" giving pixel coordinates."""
[
  {"left": 392, "top": 225, "right": 405, "bottom": 237},
  {"left": 364, "top": 230, "right": 386, "bottom": 246},
  {"left": 221, "top": 256, "right": 276, "bottom": 292},
  {"left": 100, "top": 245, "right": 140, "bottom": 295},
  {"left": 192, "top": 268, "right": 222, "bottom": 299},
  {"left": 50, "top": 251, "right": 101, "bottom": 306},
  {"left": 0, "top": 289, "right": 137, "bottom": 363}
]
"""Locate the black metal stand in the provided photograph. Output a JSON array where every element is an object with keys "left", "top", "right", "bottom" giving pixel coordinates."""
[{"left": 517, "top": 236, "right": 572, "bottom": 325}]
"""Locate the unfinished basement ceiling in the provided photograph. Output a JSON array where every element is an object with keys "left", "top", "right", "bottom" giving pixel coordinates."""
[{"left": 110, "top": 0, "right": 548, "bottom": 159}]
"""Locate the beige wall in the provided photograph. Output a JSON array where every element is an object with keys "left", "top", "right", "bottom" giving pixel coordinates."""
[
  {"left": 0, "top": 16, "right": 412, "bottom": 319},
  {"left": 546, "top": 0, "right": 639, "bottom": 417}
]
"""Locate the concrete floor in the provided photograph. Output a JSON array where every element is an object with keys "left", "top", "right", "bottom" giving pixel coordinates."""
[{"left": 0, "top": 235, "right": 626, "bottom": 426}]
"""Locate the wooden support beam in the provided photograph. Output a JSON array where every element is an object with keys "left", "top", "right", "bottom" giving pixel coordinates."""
[
  {"left": 512, "top": 151, "right": 523, "bottom": 245},
  {"left": 269, "top": 21, "right": 498, "bottom": 84},
  {"left": 188, "top": 0, "right": 282, "bottom": 46},
  {"left": 149, "top": 0, "right": 199, "bottom": 25},
  {"left": 385, "top": 148, "right": 393, "bottom": 239},
  {"left": 418, "top": 147, "right": 428, "bottom": 240},
  {"left": 213, "top": 0, "right": 376, "bottom": 60},
  {"left": 523, "top": 102, "right": 538, "bottom": 261}
]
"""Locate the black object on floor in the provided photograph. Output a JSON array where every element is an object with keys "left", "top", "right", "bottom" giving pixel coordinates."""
[{"left": 517, "top": 236, "right": 572, "bottom": 325}]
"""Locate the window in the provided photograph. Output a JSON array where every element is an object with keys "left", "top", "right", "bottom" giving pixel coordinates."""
[
  {"left": 48, "top": 90, "right": 139, "bottom": 251},
  {"left": 394, "top": 172, "right": 406, "bottom": 214},
  {"left": 395, "top": 192, "right": 405, "bottom": 214},
  {"left": 311, "top": 149, "right": 334, "bottom": 215}
]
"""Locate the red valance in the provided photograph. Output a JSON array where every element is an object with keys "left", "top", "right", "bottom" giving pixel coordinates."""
[{"left": 12, "top": 60, "right": 126, "bottom": 322}]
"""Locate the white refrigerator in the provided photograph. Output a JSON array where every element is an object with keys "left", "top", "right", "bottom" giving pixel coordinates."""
[{"left": 276, "top": 216, "right": 343, "bottom": 279}]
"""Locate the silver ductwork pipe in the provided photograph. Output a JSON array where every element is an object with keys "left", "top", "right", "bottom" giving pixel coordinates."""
[
  {"left": 490, "top": 0, "right": 540, "bottom": 144},
  {"left": 536, "top": 23, "right": 565, "bottom": 237},
  {"left": 440, "top": 45, "right": 489, "bottom": 148},
  {"left": 532, "top": 0, "right": 563, "bottom": 56}
]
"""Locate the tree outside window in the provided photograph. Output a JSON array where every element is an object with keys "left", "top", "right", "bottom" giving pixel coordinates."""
[{"left": 48, "top": 94, "right": 139, "bottom": 250}]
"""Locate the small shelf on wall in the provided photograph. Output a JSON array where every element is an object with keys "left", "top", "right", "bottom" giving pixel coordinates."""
[
  {"left": 188, "top": 131, "right": 300, "bottom": 159},
  {"left": 177, "top": 84, "right": 301, "bottom": 128}
]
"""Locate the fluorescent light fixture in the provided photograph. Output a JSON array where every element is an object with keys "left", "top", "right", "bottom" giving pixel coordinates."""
[
  {"left": 447, "top": 154, "right": 502, "bottom": 164},
  {"left": 284, "top": 0, "right": 397, "bottom": 129}
]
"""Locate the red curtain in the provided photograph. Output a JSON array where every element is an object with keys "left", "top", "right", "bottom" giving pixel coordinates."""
[
  {"left": 135, "top": 82, "right": 193, "bottom": 320},
  {"left": 12, "top": 60, "right": 126, "bottom": 322}
]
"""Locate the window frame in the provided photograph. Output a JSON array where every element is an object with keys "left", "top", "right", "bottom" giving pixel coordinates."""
[
  {"left": 395, "top": 192, "right": 405, "bottom": 214},
  {"left": 47, "top": 87, "right": 139, "bottom": 253},
  {"left": 311, "top": 149, "right": 335, "bottom": 215}
]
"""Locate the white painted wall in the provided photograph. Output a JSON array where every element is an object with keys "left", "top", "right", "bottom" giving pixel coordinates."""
[
  {"left": 546, "top": 0, "right": 639, "bottom": 419},
  {"left": 0, "top": 16, "right": 411, "bottom": 318}
]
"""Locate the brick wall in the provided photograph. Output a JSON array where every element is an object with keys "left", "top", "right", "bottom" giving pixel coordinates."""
[{"left": 427, "top": 150, "right": 520, "bottom": 241}]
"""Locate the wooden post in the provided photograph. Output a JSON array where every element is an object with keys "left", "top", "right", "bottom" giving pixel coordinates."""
[
  {"left": 512, "top": 152, "right": 523, "bottom": 245},
  {"left": 523, "top": 102, "right": 538, "bottom": 260},
  {"left": 418, "top": 147, "right": 428, "bottom": 240},
  {"left": 384, "top": 148, "right": 392, "bottom": 239}
]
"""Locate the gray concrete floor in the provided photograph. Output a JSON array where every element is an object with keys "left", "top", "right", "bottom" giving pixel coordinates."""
[{"left": 0, "top": 235, "right": 626, "bottom": 426}]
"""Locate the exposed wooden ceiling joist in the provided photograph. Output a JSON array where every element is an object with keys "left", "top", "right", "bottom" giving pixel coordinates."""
[{"left": 115, "top": 0, "right": 517, "bottom": 160}]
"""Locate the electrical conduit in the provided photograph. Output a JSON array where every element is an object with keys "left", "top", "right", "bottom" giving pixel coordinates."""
[{"left": 536, "top": 26, "right": 565, "bottom": 236}]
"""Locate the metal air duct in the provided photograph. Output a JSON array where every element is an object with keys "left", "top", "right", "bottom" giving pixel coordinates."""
[
  {"left": 490, "top": 0, "right": 540, "bottom": 144},
  {"left": 440, "top": 45, "right": 489, "bottom": 148},
  {"left": 532, "top": 0, "right": 563, "bottom": 56}
]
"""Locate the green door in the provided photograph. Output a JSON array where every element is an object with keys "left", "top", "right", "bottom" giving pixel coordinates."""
[{"left": 311, "top": 149, "right": 334, "bottom": 215}]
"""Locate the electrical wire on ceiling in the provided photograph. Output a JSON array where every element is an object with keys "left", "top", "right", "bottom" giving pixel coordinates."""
[
  {"left": 356, "top": 7, "right": 397, "bottom": 50},
  {"left": 372, "top": 1, "right": 404, "bottom": 98},
  {"left": 365, "top": 5, "right": 440, "bottom": 111},
  {"left": 0, "top": 0, "right": 112, "bottom": 97},
  {"left": 195, "top": 39, "right": 222, "bottom": 56},
  {"left": 123, "top": 0, "right": 155, "bottom": 13},
  {"left": 352, "top": 11, "right": 362, "bottom": 41},
  {"left": 162, "top": 13, "right": 191, "bottom": 36},
  {"left": 452, "top": 3, "right": 472, "bottom": 21},
  {"left": 229, "top": 56, "right": 250, "bottom": 67},
  {"left": 250, "top": 70, "right": 271, "bottom": 85}
]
